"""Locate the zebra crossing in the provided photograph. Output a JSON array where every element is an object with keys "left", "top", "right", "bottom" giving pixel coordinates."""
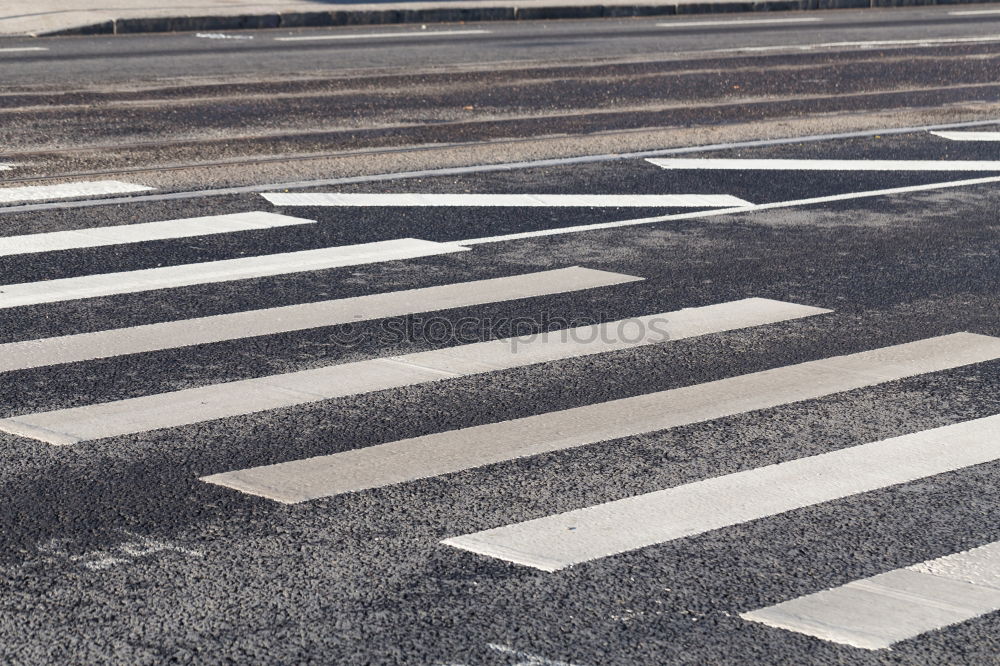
[{"left": 2, "top": 170, "right": 999, "bottom": 655}]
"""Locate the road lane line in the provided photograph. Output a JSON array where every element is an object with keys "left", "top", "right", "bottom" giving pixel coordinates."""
[
  {"left": 0, "top": 164, "right": 11, "bottom": 171},
  {"left": 0, "top": 212, "right": 315, "bottom": 257},
  {"left": 706, "top": 34, "right": 1000, "bottom": 53},
  {"left": 949, "top": 8, "right": 1000, "bottom": 15},
  {"left": 742, "top": 539, "right": 1000, "bottom": 649},
  {"left": 262, "top": 193, "right": 752, "bottom": 207},
  {"left": 0, "top": 47, "right": 48, "bottom": 53},
  {"left": 201, "top": 332, "right": 1000, "bottom": 504},
  {"left": 0, "top": 267, "right": 640, "bottom": 373},
  {"left": 0, "top": 181, "right": 152, "bottom": 204},
  {"left": 459, "top": 175, "right": 1000, "bottom": 244},
  {"left": 0, "top": 238, "right": 468, "bottom": 310},
  {"left": 274, "top": 30, "right": 490, "bottom": 42},
  {"left": 0, "top": 298, "right": 831, "bottom": 446},
  {"left": 657, "top": 18, "right": 823, "bottom": 28},
  {"left": 930, "top": 131, "right": 1000, "bottom": 142},
  {"left": 444, "top": 413, "right": 1000, "bottom": 572},
  {"left": 647, "top": 158, "right": 1000, "bottom": 171}
]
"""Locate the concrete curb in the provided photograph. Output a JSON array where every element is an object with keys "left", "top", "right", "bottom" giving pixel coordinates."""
[{"left": 37, "top": 0, "right": 1000, "bottom": 36}]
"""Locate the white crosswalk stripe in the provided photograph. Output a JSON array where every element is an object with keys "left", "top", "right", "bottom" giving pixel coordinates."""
[
  {"left": 442, "top": 413, "right": 1000, "bottom": 571},
  {"left": 0, "top": 180, "right": 153, "bottom": 204},
  {"left": 0, "top": 212, "right": 315, "bottom": 256},
  {"left": 0, "top": 298, "right": 829, "bottom": 446},
  {"left": 742, "top": 540, "right": 1000, "bottom": 649},
  {"left": 0, "top": 267, "right": 640, "bottom": 373},
  {"left": 261, "top": 193, "right": 754, "bottom": 207},
  {"left": 199, "top": 332, "right": 1000, "bottom": 504},
  {"left": 0, "top": 238, "right": 469, "bottom": 309}
]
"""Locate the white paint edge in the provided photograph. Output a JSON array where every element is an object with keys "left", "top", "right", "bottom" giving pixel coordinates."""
[
  {"left": 261, "top": 193, "right": 753, "bottom": 207},
  {"left": 657, "top": 18, "right": 823, "bottom": 27},
  {"left": 646, "top": 158, "right": 1000, "bottom": 171},
  {"left": 0, "top": 47, "right": 48, "bottom": 53},
  {"left": 200, "top": 332, "right": 1000, "bottom": 505},
  {"left": 742, "top": 539, "right": 1000, "bottom": 649},
  {"left": 443, "top": 412, "right": 1000, "bottom": 572},
  {"left": 930, "top": 131, "right": 1000, "bottom": 142},
  {"left": 0, "top": 298, "right": 831, "bottom": 446},
  {"left": 0, "top": 267, "right": 641, "bottom": 373},
  {"left": 949, "top": 9, "right": 1000, "bottom": 15},
  {"left": 0, "top": 180, "right": 153, "bottom": 204},
  {"left": 274, "top": 29, "right": 490, "bottom": 42},
  {"left": 0, "top": 238, "right": 468, "bottom": 309},
  {"left": 705, "top": 34, "right": 1000, "bottom": 53},
  {"left": 0, "top": 212, "right": 315, "bottom": 257}
]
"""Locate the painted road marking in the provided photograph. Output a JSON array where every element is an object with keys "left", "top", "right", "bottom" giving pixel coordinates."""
[
  {"left": 0, "top": 47, "right": 48, "bottom": 53},
  {"left": 261, "top": 193, "right": 753, "bottom": 207},
  {"left": 0, "top": 164, "right": 12, "bottom": 171},
  {"left": 742, "top": 539, "right": 1000, "bottom": 649},
  {"left": 444, "top": 413, "right": 1000, "bottom": 571},
  {"left": 274, "top": 29, "right": 491, "bottom": 42},
  {"left": 0, "top": 298, "right": 830, "bottom": 446},
  {"left": 0, "top": 211, "right": 314, "bottom": 257},
  {"left": 647, "top": 158, "right": 1000, "bottom": 171},
  {"left": 0, "top": 238, "right": 468, "bottom": 310},
  {"left": 0, "top": 267, "right": 640, "bottom": 373},
  {"left": 0, "top": 180, "right": 153, "bottom": 204},
  {"left": 201, "top": 332, "right": 1000, "bottom": 504},
  {"left": 930, "top": 131, "right": 1000, "bottom": 142},
  {"left": 706, "top": 34, "right": 1000, "bottom": 53},
  {"left": 658, "top": 18, "right": 823, "bottom": 28},
  {"left": 949, "top": 8, "right": 1000, "bottom": 15},
  {"left": 459, "top": 175, "right": 1000, "bottom": 244}
]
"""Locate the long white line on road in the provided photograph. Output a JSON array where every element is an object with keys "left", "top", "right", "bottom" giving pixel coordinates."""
[
  {"left": 274, "top": 30, "right": 490, "bottom": 42},
  {"left": 0, "top": 47, "right": 48, "bottom": 53},
  {"left": 930, "top": 131, "right": 1000, "bottom": 142},
  {"left": 0, "top": 212, "right": 314, "bottom": 257},
  {"left": 647, "top": 158, "right": 1000, "bottom": 171},
  {"left": 0, "top": 267, "right": 640, "bottom": 373},
  {"left": 742, "top": 539, "right": 1000, "bottom": 649},
  {"left": 261, "top": 193, "right": 752, "bottom": 207},
  {"left": 0, "top": 180, "right": 153, "bottom": 204},
  {"left": 0, "top": 298, "right": 830, "bottom": 446},
  {"left": 949, "top": 8, "right": 1000, "bottom": 15},
  {"left": 202, "top": 332, "right": 1000, "bottom": 504},
  {"left": 459, "top": 174, "right": 1000, "bottom": 244},
  {"left": 444, "top": 412, "right": 1000, "bottom": 572},
  {"left": 706, "top": 34, "right": 1000, "bottom": 53},
  {"left": 0, "top": 238, "right": 468, "bottom": 310},
  {"left": 0, "top": 164, "right": 11, "bottom": 171},
  {"left": 657, "top": 18, "right": 823, "bottom": 28}
]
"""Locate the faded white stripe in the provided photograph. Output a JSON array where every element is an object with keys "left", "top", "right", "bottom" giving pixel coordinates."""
[
  {"left": 443, "top": 412, "right": 1000, "bottom": 571},
  {"left": 647, "top": 158, "right": 1000, "bottom": 171},
  {"left": 0, "top": 298, "right": 830, "bottom": 446},
  {"left": 0, "top": 267, "right": 640, "bottom": 373},
  {"left": 930, "top": 131, "right": 1000, "bottom": 142},
  {"left": 949, "top": 8, "right": 1000, "bottom": 15},
  {"left": 706, "top": 34, "right": 1000, "bottom": 53},
  {"left": 0, "top": 212, "right": 314, "bottom": 257},
  {"left": 0, "top": 181, "right": 153, "bottom": 204},
  {"left": 262, "top": 193, "right": 752, "bottom": 207},
  {"left": 742, "top": 539, "right": 1000, "bottom": 649},
  {"left": 0, "top": 164, "right": 12, "bottom": 171},
  {"left": 0, "top": 238, "right": 468, "bottom": 309},
  {"left": 0, "top": 47, "right": 48, "bottom": 53},
  {"left": 201, "top": 332, "right": 1000, "bottom": 504},
  {"left": 274, "top": 29, "right": 490, "bottom": 42},
  {"left": 658, "top": 18, "right": 823, "bottom": 27}
]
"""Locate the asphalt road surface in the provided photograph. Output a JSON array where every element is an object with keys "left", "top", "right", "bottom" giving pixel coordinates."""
[{"left": 2, "top": 7, "right": 1000, "bottom": 665}]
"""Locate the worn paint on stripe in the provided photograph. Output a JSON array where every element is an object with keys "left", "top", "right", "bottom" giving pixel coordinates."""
[
  {"left": 0, "top": 267, "right": 640, "bottom": 373},
  {"left": 0, "top": 164, "right": 11, "bottom": 171},
  {"left": 657, "top": 18, "right": 823, "bottom": 27},
  {"left": 647, "top": 158, "right": 1000, "bottom": 171},
  {"left": 0, "top": 181, "right": 153, "bottom": 204},
  {"left": 0, "top": 238, "right": 469, "bottom": 309},
  {"left": 201, "top": 332, "right": 1000, "bottom": 504},
  {"left": 706, "top": 34, "right": 1000, "bottom": 53},
  {"left": 930, "top": 131, "right": 1000, "bottom": 142},
  {"left": 274, "top": 30, "right": 490, "bottom": 42},
  {"left": 444, "top": 412, "right": 1000, "bottom": 571},
  {"left": 0, "top": 212, "right": 314, "bottom": 257},
  {"left": 742, "top": 539, "right": 1000, "bottom": 649},
  {"left": 949, "top": 8, "right": 1000, "bottom": 15},
  {"left": 262, "top": 193, "right": 753, "bottom": 207},
  {"left": 0, "top": 298, "right": 830, "bottom": 446},
  {"left": 0, "top": 47, "right": 48, "bottom": 53},
  {"left": 459, "top": 175, "right": 1000, "bottom": 244}
]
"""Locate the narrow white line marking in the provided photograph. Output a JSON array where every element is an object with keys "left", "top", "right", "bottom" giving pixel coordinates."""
[
  {"left": 742, "top": 539, "right": 1000, "bottom": 649},
  {"left": 647, "top": 158, "right": 1000, "bottom": 171},
  {"left": 458, "top": 175, "right": 1000, "bottom": 244},
  {"left": 0, "top": 164, "right": 12, "bottom": 171},
  {"left": 444, "top": 413, "right": 1000, "bottom": 572},
  {"left": 487, "top": 644, "right": 582, "bottom": 666},
  {"left": 0, "top": 267, "right": 640, "bottom": 373},
  {"left": 0, "top": 212, "right": 314, "bottom": 257},
  {"left": 262, "top": 193, "right": 753, "bottom": 208},
  {"left": 657, "top": 18, "right": 823, "bottom": 28},
  {"left": 274, "top": 29, "right": 490, "bottom": 42},
  {"left": 0, "top": 47, "right": 48, "bottom": 53},
  {"left": 195, "top": 33, "right": 254, "bottom": 40},
  {"left": 706, "top": 34, "right": 1000, "bottom": 53},
  {"left": 949, "top": 8, "right": 1000, "bottom": 15},
  {"left": 0, "top": 181, "right": 152, "bottom": 204},
  {"left": 0, "top": 298, "right": 830, "bottom": 446},
  {"left": 202, "top": 332, "right": 1000, "bottom": 504},
  {"left": 0, "top": 238, "right": 468, "bottom": 310},
  {"left": 930, "top": 131, "right": 1000, "bottom": 142}
]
